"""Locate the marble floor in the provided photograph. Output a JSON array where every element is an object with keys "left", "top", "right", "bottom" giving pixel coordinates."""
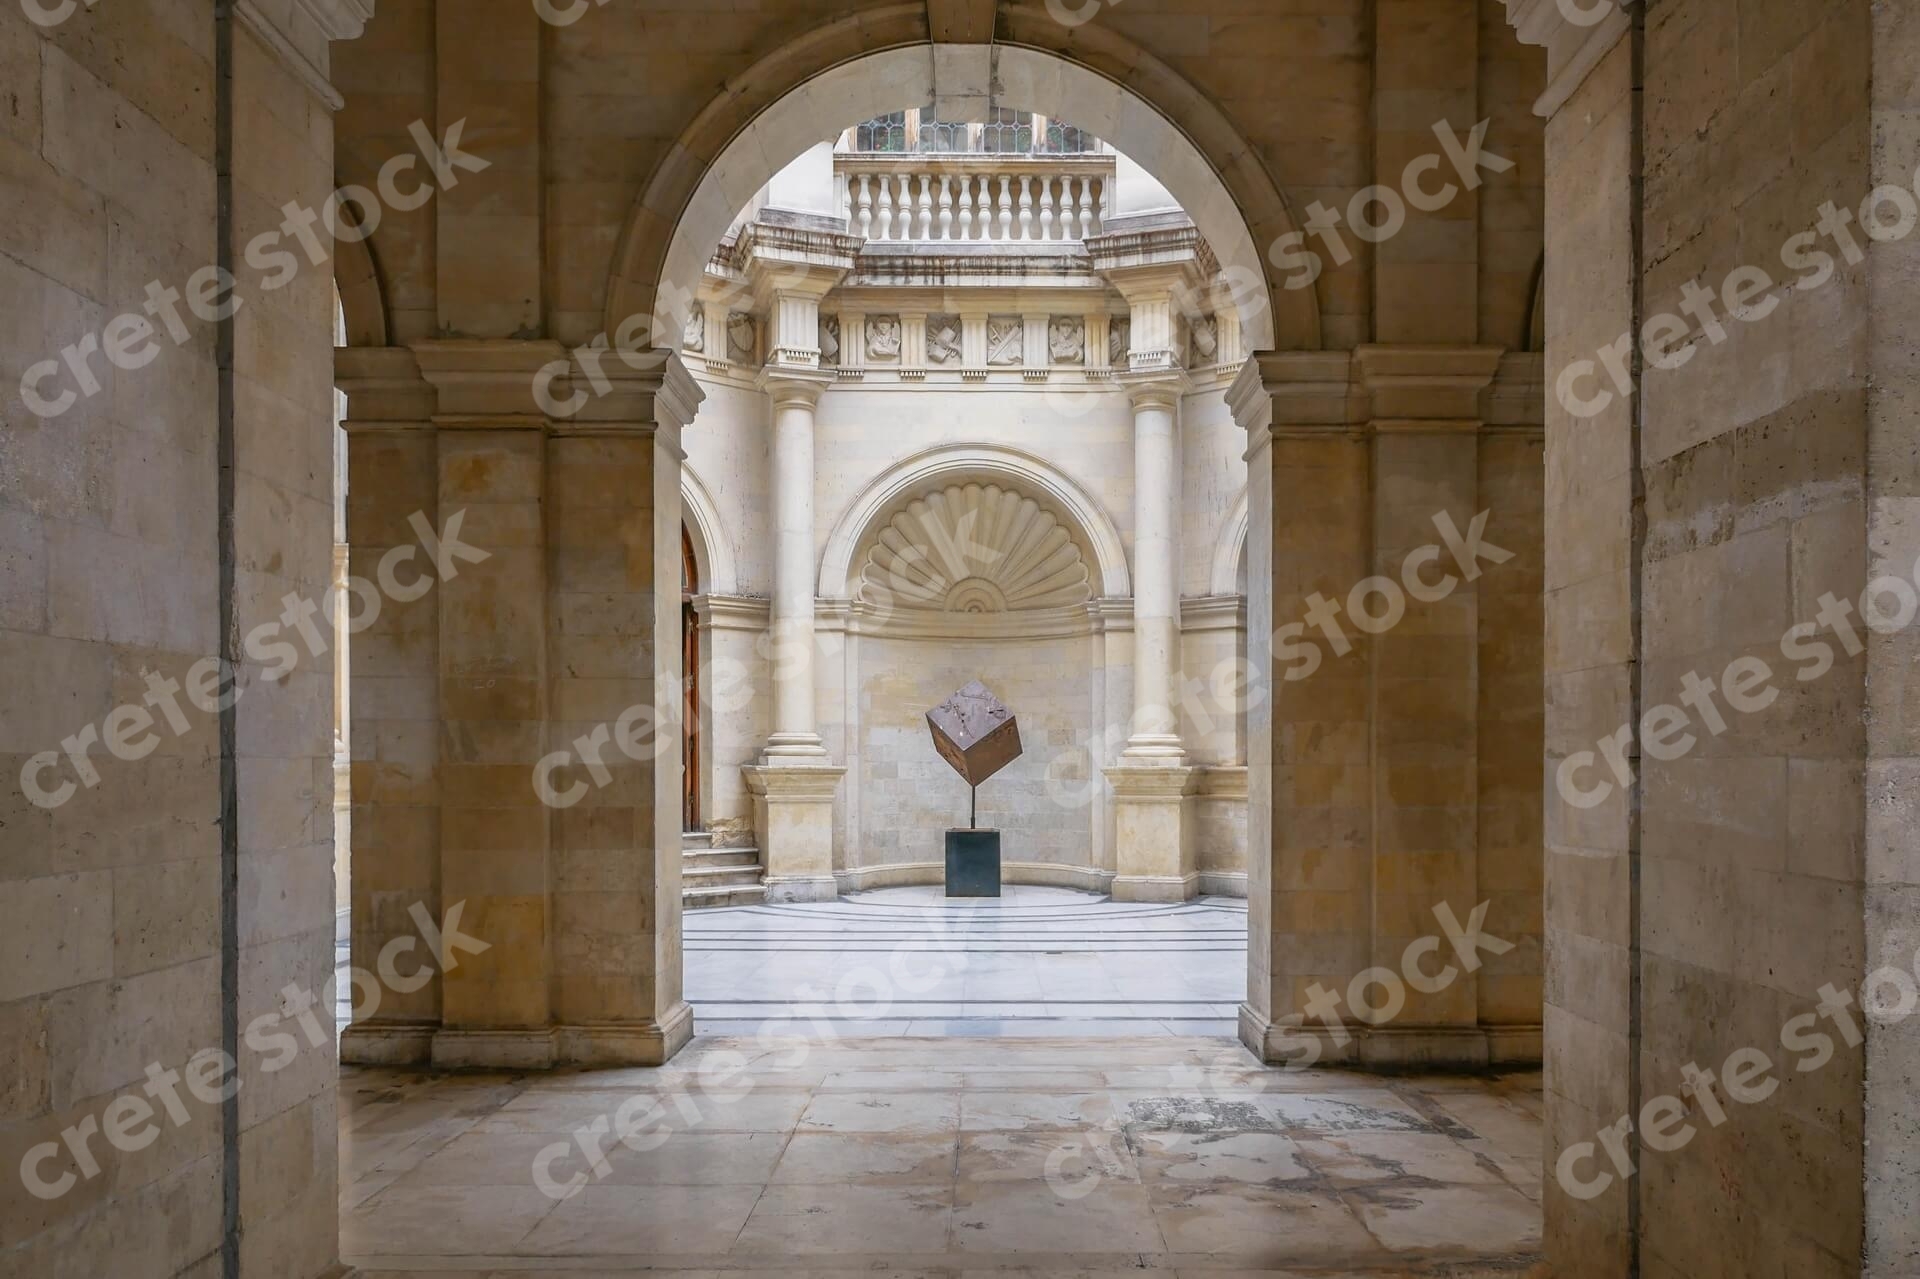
[
  {"left": 340, "top": 1035, "right": 1545, "bottom": 1276},
  {"left": 685, "top": 885, "right": 1248, "bottom": 1038}
]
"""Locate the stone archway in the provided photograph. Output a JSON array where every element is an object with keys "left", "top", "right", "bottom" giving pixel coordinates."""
[{"left": 613, "top": 29, "right": 1321, "bottom": 357}]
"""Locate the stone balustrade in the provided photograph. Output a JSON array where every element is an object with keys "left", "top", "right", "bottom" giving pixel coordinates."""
[{"left": 837, "top": 155, "right": 1114, "bottom": 244}]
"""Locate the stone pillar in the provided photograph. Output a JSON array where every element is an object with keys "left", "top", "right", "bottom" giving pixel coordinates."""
[
  {"left": 745, "top": 369, "right": 845, "bottom": 901},
  {"left": 1229, "top": 346, "right": 1529, "bottom": 1071},
  {"left": 1356, "top": 346, "right": 1504, "bottom": 1065},
  {"left": 761, "top": 372, "right": 832, "bottom": 760},
  {"left": 1512, "top": 2, "right": 1915, "bottom": 1273},
  {"left": 1510, "top": 6, "right": 1639, "bottom": 1273},
  {"left": 1121, "top": 375, "right": 1190, "bottom": 758},
  {"left": 1230, "top": 353, "right": 1375, "bottom": 1062},
  {"left": 339, "top": 350, "right": 442, "bottom": 1066},
  {"left": 338, "top": 342, "right": 704, "bottom": 1068},
  {"left": 547, "top": 357, "right": 704, "bottom": 1065},
  {"left": 1107, "top": 373, "right": 1198, "bottom": 901},
  {"left": 412, "top": 343, "right": 559, "bottom": 1068}
]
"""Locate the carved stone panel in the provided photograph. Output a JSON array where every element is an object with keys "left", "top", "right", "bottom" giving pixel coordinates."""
[
  {"left": 927, "top": 314, "right": 962, "bottom": 364},
  {"left": 867, "top": 314, "right": 902, "bottom": 361},
  {"left": 1049, "top": 316, "right": 1086, "bottom": 365}
]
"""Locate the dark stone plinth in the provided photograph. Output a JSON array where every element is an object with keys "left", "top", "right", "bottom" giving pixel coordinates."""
[{"left": 944, "top": 829, "right": 1002, "bottom": 898}]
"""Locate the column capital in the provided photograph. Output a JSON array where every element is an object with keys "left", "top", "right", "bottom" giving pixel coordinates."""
[
  {"left": 1227, "top": 351, "right": 1363, "bottom": 438},
  {"left": 735, "top": 223, "right": 861, "bottom": 304},
  {"left": 1503, "top": 0, "right": 1634, "bottom": 119},
  {"left": 1353, "top": 344, "right": 1504, "bottom": 421},
  {"left": 1119, "top": 369, "right": 1191, "bottom": 411},
  {"left": 757, "top": 366, "right": 834, "bottom": 410}
]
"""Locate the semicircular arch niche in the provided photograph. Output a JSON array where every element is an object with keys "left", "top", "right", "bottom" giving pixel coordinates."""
[{"left": 856, "top": 482, "right": 1094, "bottom": 617}]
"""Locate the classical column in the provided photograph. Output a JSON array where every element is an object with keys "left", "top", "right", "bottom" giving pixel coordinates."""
[
  {"left": 1106, "top": 372, "right": 1199, "bottom": 901},
  {"left": 761, "top": 371, "right": 832, "bottom": 759},
  {"left": 745, "top": 370, "right": 845, "bottom": 902},
  {"left": 731, "top": 226, "right": 854, "bottom": 902},
  {"left": 1121, "top": 376, "right": 1188, "bottom": 758}
]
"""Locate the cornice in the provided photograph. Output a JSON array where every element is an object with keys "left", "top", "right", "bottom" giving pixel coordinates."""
[
  {"left": 233, "top": 0, "right": 343, "bottom": 110},
  {"left": 1504, "top": 0, "right": 1635, "bottom": 120}
]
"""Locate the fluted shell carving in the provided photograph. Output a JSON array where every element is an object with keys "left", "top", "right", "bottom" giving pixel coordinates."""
[{"left": 858, "top": 483, "right": 1093, "bottom": 614}]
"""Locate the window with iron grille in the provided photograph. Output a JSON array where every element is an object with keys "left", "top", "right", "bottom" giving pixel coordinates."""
[
  {"left": 855, "top": 111, "right": 909, "bottom": 153},
  {"left": 916, "top": 106, "right": 970, "bottom": 153},
  {"left": 981, "top": 108, "right": 1035, "bottom": 154},
  {"left": 1041, "top": 118, "right": 1095, "bottom": 154}
]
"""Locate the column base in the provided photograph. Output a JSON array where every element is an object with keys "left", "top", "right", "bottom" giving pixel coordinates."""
[
  {"left": 344, "top": 1010, "right": 696, "bottom": 1069},
  {"left": 744, "top": 763, "right": 846, "bottom": 897},
  {"left": 339, "top": 1020, "right": 436, "bottom": 1066},
  {"left": 1120, "top": 734, "right": 1188, "bottom": 761},
  {"left": 431, "top": 1028, "right": 559, "bottom": 1070},
  {"left": 762, "top": 732, "right": 829, "bottom": 759},
  {"left": 1110, "top": 873, "right": 1199, "bottom": 902},
  {"left": 1105, "top": 762, "right": 1197, "bottom": 901},
  {"left": 764, "top": 874, "right": 840, "bottom": 903},
  {"left": 555, "top": 1002, "right": 696, "bottom": 1066},
  {"left": 1238, "top": 1004, "right": 1542, "bottom": 1072}
]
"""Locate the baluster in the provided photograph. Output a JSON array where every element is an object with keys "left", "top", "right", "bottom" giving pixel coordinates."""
[
  {"left": 955, "top": 175, "right": 974, "bottom": 241},
  {"left": 936, "top": 175, "right": 954, "bottom": 241},
  {"left": 1037, "top": 176, "right": 1056, "bottom": 241},
  {"left": 1076, "top": 175, "right": 1095, "bottom": 239},
  {"left": 875, "top": 175, "right": 895, "bottom": 240},
  {"left": 894, "top": 174, "right": 912, "bottom": 238},
  {"left": 996, "top": 175, "right": 1014, "bottom": 241},
  {"left": 1016, "top": 175, "right": 1035, "bottom": 241},
  {"left": 854, "top": 173, "right": 874, "bottom": 239},
  {"left": 915, "top": 173, "right": 934, "bottom": 240}
]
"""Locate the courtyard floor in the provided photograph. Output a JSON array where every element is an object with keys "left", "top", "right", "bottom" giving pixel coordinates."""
[
  {"left": 337, "top": 887, "right": 1543, "bottom": 1275},
  {"left": 340, "top": 1034, "right": 1545, "bottom": 1275},
  {"left": 685, "top": 885, "right": 1249, "bottom": 1037}
]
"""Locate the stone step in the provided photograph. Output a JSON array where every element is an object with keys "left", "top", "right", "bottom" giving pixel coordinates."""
[
  {"left": 682, "top": 830, "right": 714, "bottom": 850},
  {"left": 683, "top": 883, "right": 767, "bottom": 909},
  {"left": 684, "top": 847, "right": 760, "bottom": 870},
  {"left": 683, "top": 864, "right": 764, "bottom": 888}
]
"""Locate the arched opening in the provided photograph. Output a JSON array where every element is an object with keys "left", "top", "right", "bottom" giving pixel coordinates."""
[{"left": 658, "top": 46, "right": 1264, "bottom": 1040}]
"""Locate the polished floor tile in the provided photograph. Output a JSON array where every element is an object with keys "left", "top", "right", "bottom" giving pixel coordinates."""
[{"left": 341, "top": 1037, "right": 1544, "bottom": 1275}]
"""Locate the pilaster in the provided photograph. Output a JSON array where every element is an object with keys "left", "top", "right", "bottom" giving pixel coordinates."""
[
  {"left": 337, "top": 340, "right": 705, "bottom": 1069},
  {"left": 1229, "top": 346, "right": 1533, "bottom": 1072}
]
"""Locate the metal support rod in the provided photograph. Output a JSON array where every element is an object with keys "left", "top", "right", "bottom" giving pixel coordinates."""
[{"left": 970, "top": 784, "right": 977, "bottom": 831}]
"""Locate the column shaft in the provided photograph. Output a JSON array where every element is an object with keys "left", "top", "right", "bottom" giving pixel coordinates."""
[
  {"left": 765, "top": 382, "right": 826, "bottom": 757},
  {"left": 1128, "top": 390, "right": 1182, "bottom": 754}
]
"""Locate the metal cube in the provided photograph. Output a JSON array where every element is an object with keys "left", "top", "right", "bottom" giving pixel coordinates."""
[{"left": 925, "top": 680, "right": 1023, "bottom": 787}]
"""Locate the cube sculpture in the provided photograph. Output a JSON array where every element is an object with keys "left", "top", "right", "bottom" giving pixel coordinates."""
[{"left": 926, "top": 680, "right": 1022, "bottom": 898}]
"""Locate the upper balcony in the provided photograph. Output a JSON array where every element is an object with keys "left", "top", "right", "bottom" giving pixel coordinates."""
[{"left": 835, "top": 153, "right": 1116, "bottom": 245}]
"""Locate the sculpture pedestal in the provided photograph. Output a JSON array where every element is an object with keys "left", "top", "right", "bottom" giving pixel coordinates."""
[{"left": 944, "top": 829, "right": 1002, "bottom": 897}]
